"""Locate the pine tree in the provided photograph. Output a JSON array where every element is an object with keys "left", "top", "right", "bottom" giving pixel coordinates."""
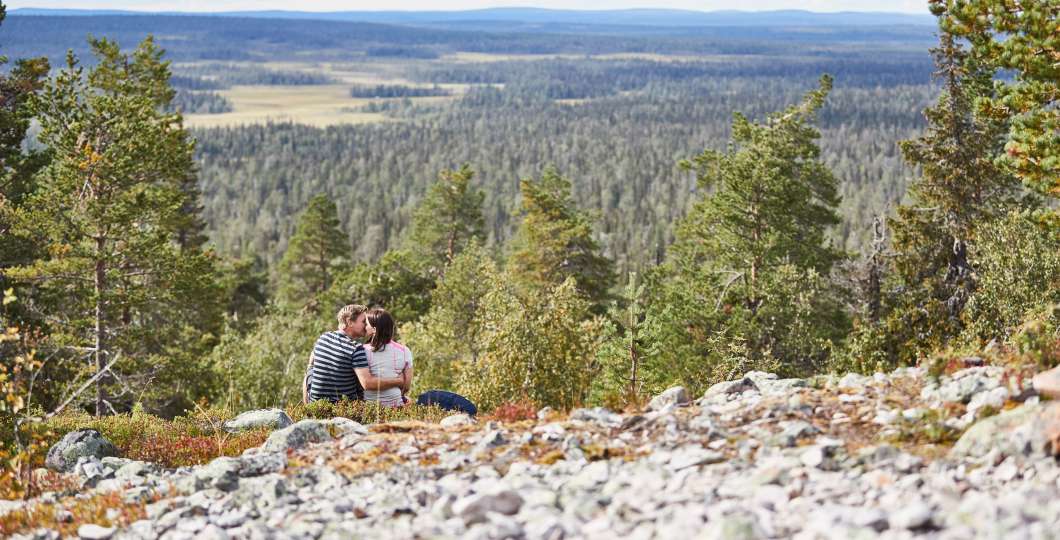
[
  {"left": 7, "top": 37, "right": 220, "bottom": 416},
  {"left": 507, "top": 167, "right": 616, "bottom": 312},
  {"left": 931, "top": 0, "right": 1059, "bottom": 203},
  {"left": 648, "top": 75, "right": 848, "bottom": 390},
  {"left": 405, "top": 164, "right": 486, "bottom": 276},
  {"left": 276, "top": 194, "right": 350, "bottom": 308}
]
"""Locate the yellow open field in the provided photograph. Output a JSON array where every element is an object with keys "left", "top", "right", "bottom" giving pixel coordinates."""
[
  {"left": 182, "top": 84, "right": 390, "bottom": 128},
  {"left": 177, "top": 52, "right": 700, "bottom": 127},
  {"left": 180, "top": 61, "right": 471, "bottom": 128}
]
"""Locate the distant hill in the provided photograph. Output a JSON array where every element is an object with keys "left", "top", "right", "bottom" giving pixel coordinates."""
[{"left": 10, "top": 7, "right": 936, "bottom": 28}]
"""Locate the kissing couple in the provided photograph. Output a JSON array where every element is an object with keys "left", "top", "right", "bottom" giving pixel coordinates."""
[{"left": 302, "top": 304, "right": 413, "bottom": 407}]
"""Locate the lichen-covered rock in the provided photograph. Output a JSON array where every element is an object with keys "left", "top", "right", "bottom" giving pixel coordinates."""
[
  {"left": 648, "top": 386, "right": 690, "bottom": 411},
  {"left": 261, "top": 419, "right": 332, "bottom": 454},
  {"left": 222, "top": 408, "right": 293, "bottom": 433},
  {"left": 45, "top": 430, "right": 119, "bottom": 473},
  {"left": 321, "top": 417, "right": 368, "bottom": 438},
  {"left": 951, "top": 401, "right": 1060, "bottom": 461}
]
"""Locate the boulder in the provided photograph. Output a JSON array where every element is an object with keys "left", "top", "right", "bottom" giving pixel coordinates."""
[
  {"left": 648, "top": 386, "right": 690, "bottom": 411},
  {"left": 222, "top": 408, "right": 293, "bottom": 433},
  {"left": 260, "top": 419, "right": 332, "bottom": 454},
  {"left": 45, "top": 430, "right": 119, "bottom": 473},
  {"left": 950, "top": 401, "right": 1060, "bottom": 461}
]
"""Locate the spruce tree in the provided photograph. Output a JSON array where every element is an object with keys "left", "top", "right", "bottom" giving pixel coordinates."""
[
  {"left": 8, "top": 37, "right": 220, "bottom": 415},
  {"left": 884, "top": 33, "right": 1021, "bottom": 360},
  {"left": 507, "top": 167, "right": 616, "bottom": 311},
  {"left": 648, "top": 75, "right": 848, "bottom": 390},
  {"left": 405, "top": 164, "right": 486, "bottom": 276},
  {"left": 276, "top": 194, "right": 350, "bottom": 308}
]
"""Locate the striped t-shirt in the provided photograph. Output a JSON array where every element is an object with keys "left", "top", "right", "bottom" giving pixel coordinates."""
[{"left": 308, "top": 331, "right": 367, "bottom": 402}]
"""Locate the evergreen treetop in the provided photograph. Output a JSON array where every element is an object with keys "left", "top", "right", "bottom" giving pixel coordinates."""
[
  {"left": 276, "top": 193, "right": 350, "bottom": 308},
  {"left": 671, "top": 74, "right": 842, "bottom": 313},
  {"left": 405, "top": 164, "right": 486, "bottom": 276},
  {"left": 507, "top": 166, "right": 616, "bottom": 311}
]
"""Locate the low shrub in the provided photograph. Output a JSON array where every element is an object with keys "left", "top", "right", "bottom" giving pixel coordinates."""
[
  {"left": 23, "top": 406, "right": 266, "bottom": 469},
  {"left": 288, "top": 399, "right": 450, "bottom": 424}
]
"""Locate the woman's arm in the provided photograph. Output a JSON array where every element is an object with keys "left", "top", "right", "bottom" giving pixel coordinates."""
[
  {"left": 401, "top": 365, "right": 414, "bottom": 395},
  {"left": 354, "top": 367, "right": 405, "bottom": 391}
]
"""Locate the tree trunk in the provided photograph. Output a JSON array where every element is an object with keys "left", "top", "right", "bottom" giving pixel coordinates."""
[{"left": 94, "top": 236, "right": 106, "bottom": 417}]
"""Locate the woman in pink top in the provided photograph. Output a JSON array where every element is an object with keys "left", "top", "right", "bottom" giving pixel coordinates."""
[{"left": 363, "top": 308, "right": 413, "bottom": 407}]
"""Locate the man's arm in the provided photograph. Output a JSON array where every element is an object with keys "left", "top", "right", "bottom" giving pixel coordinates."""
[{"left": 354, "top": 367, "right": 406, "bottom": 391}]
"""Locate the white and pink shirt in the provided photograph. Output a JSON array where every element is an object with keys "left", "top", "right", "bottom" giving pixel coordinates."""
[{"left": 363, "top": 341, "right": 412, "bottom": 407}]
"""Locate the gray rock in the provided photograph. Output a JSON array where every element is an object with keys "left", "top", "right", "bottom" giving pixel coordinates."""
[
  {"left": 771, "top": 420, "right": 819, "bottom": 448},
  {"left": 951, "top": 401, "right": 1060, "bottom": 460},
  {"left": 569, "top": 407, "right": 623, "bottom": 428},
  {"left": 114, "top": 461, "right": 157, "bottom": 480},
  {"left": 702, "top": 513, "right": 764, "bottom": 540},
  {"left": 320, "top": 417, "right": 367, "bottom": 438},
  {"left": 702, "top": 377, "right": 758, "bottom": 400},
  {"left": 237, "top": 451, "right": 287, "bottom": 477},
  {"left": 452, "top": 490, "right": 524, "bottom": 525},
  {"left": 260, "top": 419, "right": 332, "bottom": 454},
  {"left": 197, "top": 457, "right": 242, "bottom": 492},
  {"left": 758, "top": 378, "right": 808, "bottom": 395},
  {"left": 440, "top": 413, "right": 475, "bottom": 428},
  {"left": 889, "top": 505, "right": 934, "bottom": 530},
  {"left": 664, "top": 445, "right": 725, "bottom": 471},
  {"left": 45, "top": 430, "right": 119, "bottom": 473},
  {"left": 77, "top": 524, "right": 116, "bottom": 540},
  {"left": 222, "top": 408, "right": 293, "bottom": 433},
  {"left": 648, "top": 386, "right": 690, "bottom": 411}
]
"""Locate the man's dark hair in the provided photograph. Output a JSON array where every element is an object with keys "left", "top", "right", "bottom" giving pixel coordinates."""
[{"left": 366, "top": 308, "right": 394, "bottom": 352}]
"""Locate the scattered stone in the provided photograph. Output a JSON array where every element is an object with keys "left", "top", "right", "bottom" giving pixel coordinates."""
[
  {"left": 222, "top": 408, "right": 293, "bottom": 433},
  {"left": 45, "top": 430, "right": 119, "bottom": 473}
]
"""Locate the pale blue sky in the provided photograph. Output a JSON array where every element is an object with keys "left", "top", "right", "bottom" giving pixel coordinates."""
[{"left": 8, "top": 1, "right": 930, "bottom": 14}]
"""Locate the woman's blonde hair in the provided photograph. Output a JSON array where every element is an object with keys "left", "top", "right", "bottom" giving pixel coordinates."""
[{"left": 337, "top": 304, "right": 368, "bottom": 330}]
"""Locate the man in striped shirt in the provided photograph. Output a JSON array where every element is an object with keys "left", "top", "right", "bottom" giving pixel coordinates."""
[{"left": 304, "top": 304, "right": 407, "bottom": 403}]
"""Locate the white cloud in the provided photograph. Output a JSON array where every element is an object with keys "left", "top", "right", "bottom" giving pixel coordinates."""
[{"left": 7, "top": 0, "right": 930, "bottom": 14}]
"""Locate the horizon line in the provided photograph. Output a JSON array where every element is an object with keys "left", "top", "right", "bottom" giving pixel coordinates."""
[{"left": 8, "top": 6, "right": 932, "bottom": 16}]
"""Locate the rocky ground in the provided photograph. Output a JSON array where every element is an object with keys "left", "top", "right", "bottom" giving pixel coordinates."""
[{"left": 10, "top": 366, "right": 1060, "bottom": 539}]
